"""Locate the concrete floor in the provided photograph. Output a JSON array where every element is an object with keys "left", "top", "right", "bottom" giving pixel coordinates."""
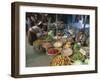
[{"left": 26, "top": 37, "right": 52, "bottom": 67}]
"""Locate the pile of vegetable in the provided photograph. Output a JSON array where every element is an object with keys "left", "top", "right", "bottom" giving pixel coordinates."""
[
  {"left": 50, "top": 55, "right": 72, "bottom": 66},
  {"left": 32, "top": 29, "right": 90, "bottom": 66}
]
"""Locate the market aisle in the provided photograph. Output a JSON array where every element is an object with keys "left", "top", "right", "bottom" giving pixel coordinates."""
[{"left": 26, "top": 37, "right": 51, "bottom": 67}]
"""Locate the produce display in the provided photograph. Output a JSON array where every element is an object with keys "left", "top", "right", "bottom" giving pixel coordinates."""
[
  {"left": 71, "top": 50, "right": 85, "bottom": 61},
  {"left": 33, "top": 39, "right": 43, "bottom": 46},
  {"left": 50, "top": 54, "right": 72, "bottom": 66},
  {"left": 32, "top": 29, "right": 89, "bottom": 66},
  {"left": 43, "top": 35, "right": 54, "bottom": 42},
  {"left": 53, "top": 41, "right": 63, "bottom": 48},
  {"left": 62, "top": 48, "right": 73, "bottom": 56},
  {"left": 42, "top": 42, "right": 53, "bottom": 49},
  {"left": 64, "top": 42, "right": 71, "bottom": 48},
  {"left": 47, "top": 48, "right": 59, "bottom": 55}
]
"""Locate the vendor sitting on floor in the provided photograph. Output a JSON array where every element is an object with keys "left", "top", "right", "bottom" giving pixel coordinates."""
[{"left": 27, "top": 21, "right": 48, "bottom": 45}]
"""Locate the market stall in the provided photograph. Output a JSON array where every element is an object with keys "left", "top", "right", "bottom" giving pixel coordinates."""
[{"left": 26, "top": 13, "right": 90, "bottom": 67}]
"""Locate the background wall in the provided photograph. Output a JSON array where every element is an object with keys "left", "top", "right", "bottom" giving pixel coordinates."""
[{"left": 0, "top": 0, "right": 99, "bottom": 80}]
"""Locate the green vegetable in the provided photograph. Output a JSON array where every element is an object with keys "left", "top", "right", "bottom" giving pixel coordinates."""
[
  {"left": 71, "top": 50, "right": 85, "bottom": 61},
  {"left": 43, "top": 35, "right": 53, "bottom": 41},
  {"left": 84, "top": 59, "right": 89, "bottom": 64},
  {"left": 48, "top": 30, "right": 54, "bottom": 37},
  {"left": 73, "top": 43, "right": 81, "bottom": 50},
  {"left": 73, "top": 60, "right": 83, "bottom": 65}
]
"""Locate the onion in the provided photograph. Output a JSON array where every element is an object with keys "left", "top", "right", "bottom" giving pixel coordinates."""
[{"left": 62, "top": 48, "right": 73, "bottom": 56}]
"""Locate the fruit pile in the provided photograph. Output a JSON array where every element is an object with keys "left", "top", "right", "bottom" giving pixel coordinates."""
[{"left": 50, "top": 55, "right": 72, "bottom": 66}]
